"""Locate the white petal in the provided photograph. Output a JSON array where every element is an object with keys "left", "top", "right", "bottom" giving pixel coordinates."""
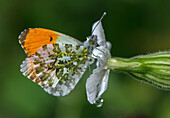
[
  {"left": 86, "top": 68, "right": 110, "bottom": 105},
  {"left": 106, "top": 41, "right": 112, "bottom": 51},
  {"left": 98, "top": 70, "right": 110, "bottom": 98},
  {"left": 92, "top": 21, "right": 107, "bottom": 47},
  {"left": 92, "top": 46, "right": 111, "bottom": 71}
]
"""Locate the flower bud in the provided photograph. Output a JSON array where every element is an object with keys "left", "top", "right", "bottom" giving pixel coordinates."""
[{"left": 107, "top": 52, "right": 170, "bottom": 90}]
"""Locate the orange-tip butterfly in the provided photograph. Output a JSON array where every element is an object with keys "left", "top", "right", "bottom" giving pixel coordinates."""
[{"left": 19, "top": 12, "right": 111, "bottom": 107}]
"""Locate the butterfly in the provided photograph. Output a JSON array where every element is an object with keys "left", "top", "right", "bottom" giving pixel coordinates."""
[
  {"left": 19, "top": 12, "right": 111, "bottom": 106},
  {"left": 19, "top": 26, "right": 98, "bottom": 96}
]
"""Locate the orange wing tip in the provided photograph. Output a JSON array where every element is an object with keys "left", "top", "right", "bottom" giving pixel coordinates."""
[{"left": 19, "top": 28, "right": 60, "bottom": 56}]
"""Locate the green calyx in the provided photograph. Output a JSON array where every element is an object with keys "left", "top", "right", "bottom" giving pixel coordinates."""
[{"left": 107, "top": 52, "right": 170, "bottom": 90}]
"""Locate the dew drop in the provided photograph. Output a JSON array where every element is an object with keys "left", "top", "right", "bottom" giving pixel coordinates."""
[{"left": 94, "top": 98, "right": 104, "bottom": 107}]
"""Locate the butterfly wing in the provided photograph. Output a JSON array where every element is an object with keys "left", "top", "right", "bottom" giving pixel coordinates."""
[
  {"left": 19, "top": 28, "right": 82, "bottom": 56},
  {"left": 21, "top": 43, "right": 89, "bottom": 96}
]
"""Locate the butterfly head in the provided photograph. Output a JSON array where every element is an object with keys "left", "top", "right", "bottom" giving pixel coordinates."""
[{"left": 84, "top": 34, "right": 97, "bottom": 47}]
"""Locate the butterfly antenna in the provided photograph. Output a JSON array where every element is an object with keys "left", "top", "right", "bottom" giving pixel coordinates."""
[{"left": 92, "top": 12, "right": 106, "bottom": 34}]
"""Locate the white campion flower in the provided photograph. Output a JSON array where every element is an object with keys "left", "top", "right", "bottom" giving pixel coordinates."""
[
  {"left": 85, "top": 13, "right": 170, "bottom": 107},
  {"left": 86, "top": 15, "right": 112, "bottom": 107},
  {"left": 85, "top": 14, "right": 170, "bottom": 107}
]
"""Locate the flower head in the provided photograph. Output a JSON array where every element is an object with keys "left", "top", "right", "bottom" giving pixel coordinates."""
[{"left": 86, "top": 18, "right": 111, "bottom": 107}]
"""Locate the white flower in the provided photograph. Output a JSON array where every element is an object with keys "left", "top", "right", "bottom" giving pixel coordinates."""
[{"left": 86, "top": 19, "right": 111, "bottom": 107}]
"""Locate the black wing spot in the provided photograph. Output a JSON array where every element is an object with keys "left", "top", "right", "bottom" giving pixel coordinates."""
[{"left": 50, "top": 36, "right": 53, "bottom": 41}]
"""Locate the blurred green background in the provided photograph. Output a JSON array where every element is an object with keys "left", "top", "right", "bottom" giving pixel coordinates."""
[{"left": 1, "top": 0, "right": 170, "bottom": 118}]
